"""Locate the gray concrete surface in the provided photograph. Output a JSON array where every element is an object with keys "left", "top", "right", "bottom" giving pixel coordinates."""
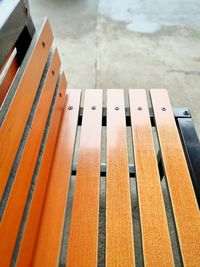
[
  {"left": 29, "top": 1, "right": 200, "bottom": 266},
  {"left": 30, "top": 0, "right": 200, "bottom": 134}
]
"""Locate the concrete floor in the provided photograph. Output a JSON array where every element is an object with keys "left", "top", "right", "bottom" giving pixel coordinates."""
[
  {"left": 29, "top": 1, "right": 200, "bottom": 266},
  {"left": 30, "top": 0, "right": 200, "bottom": 134}
]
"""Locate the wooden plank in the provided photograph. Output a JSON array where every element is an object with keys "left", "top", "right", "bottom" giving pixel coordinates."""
[
  {"left": 0, "top": 48, "right": 16, "bottom": 76},
  {"left": 129, "top": 89, "right": 174, "bottom": 266},
  {"left": 67, "top": 90, "right": 102, "bottom": 267},
  {"left": 0, "top": 19, "right": 53, "bottom": 199},
  {"left": 0, "top": 48, "right": 18, "bottom": 107},
  {"left": 0, "top": 49, "right": 60, "bottom": 267},
  {"left": 150, "top": 89, "right": 200, "bottom": 266},
  {"left": 106, "top": 89, "right": 135, "bottom": 267},
  {"left": 32, "top": 90, "right": 81, "bottom": 267},
  {"left": 16, "top": 73, "right": 67, "bottom": 267}
]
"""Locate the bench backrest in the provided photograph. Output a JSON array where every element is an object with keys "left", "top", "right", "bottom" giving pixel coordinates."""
[{"left": 0, "top": 18, "right": 67, "bottom": 266}]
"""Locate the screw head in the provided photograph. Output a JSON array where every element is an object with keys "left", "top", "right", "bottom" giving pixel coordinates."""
[
  {"left": 52, "top": 70, "right": 55, "bottom": 76},
  {"left": 161, "top": 107, "right": 167, "bottom": 111},
  {"left": 42, "top": 41, "right": 46, "bottom": 48},
  {"left": 184, "top": 110, "right": 189, "bottom": 115},
  {"left": 137, "top": 107, "right": 143, "bottom": 111},
  {"left": 115, "top": 106, "right": 120, "bottom": 110},
  {"left": 68, "top": 106, "right": 73, "bottom": 110},
  {"left": 91, "top": 106, "right": 96, "bottom": 110}
]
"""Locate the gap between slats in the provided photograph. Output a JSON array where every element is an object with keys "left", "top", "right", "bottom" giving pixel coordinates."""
[
  {"left": 67, "top": 89, "right": 102, "bottom": 267},
  {"left": 15, "top": 73, "right": 67, "bottom": 267},
  {"left": 0, "top": 48, "right": 61, "bottom": 267},
  {"left": 31, "top": 90, "right": 81, "bottom": 267},
  {"left": 150, "top": 89, "right": 200, "bottom": 266},
  {"left": 129, "top": 89, "right": 174, "bottom": 266},
  {"left": 1, "top": 88, "right": 198, "bottom": 264},
  {"left": 0, "top": 19, "right": 53, "bottom": 200},
  {"left": 0, "top": 50, "right": 54, "bottom": 221}
]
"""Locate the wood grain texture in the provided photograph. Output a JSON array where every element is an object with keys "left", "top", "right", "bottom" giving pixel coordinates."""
[
  {"left": 150, "top": 89, "right": 200, "bottom": 266},
  {"left": 66, "top": 89, "right": 102, "bottom": 267},
  {"left": 16, "top": 73, "right": 67, "bottom": 267},
  {"left": 0, "top": 19, "right": 53, "bottom": 199},
  {"left": 106, "top": 89, "right": 135, "bottom": 267},
  {"left": 32, "top": 90, "right": 81, "bottom": 267},
  {"left": 0, "top": 49, "right": 60, "bottom": 267},
  {"left": 129, "top": 89, "right": 174, "bottom": 266}
]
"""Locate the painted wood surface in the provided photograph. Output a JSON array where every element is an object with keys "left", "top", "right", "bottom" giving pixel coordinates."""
[
  {"left": 151, "top": 89, "right": 200, "bottom": 266},
  {"left": 106, "top": 89, "right": 135, "bottom": 267},
  {"left": 67, "top": 90, "right": 102, "bottom": 267},
  {"left": 32, "top": 90, "right": 81, "bottom": 267},
  {"left": 0, "top": 19, "right": 53, "bottom": 199},
  {"left": 129, "top": 89, "right": 174, "bottom": 266},
  {"left": 0, "top": 49, "right": 60, "bottom": 267},
  {"left": 16, "top": 73, "right": 67, "bottom": 267}
]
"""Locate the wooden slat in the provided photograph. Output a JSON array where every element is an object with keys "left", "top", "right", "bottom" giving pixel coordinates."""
[
  {"left": 0, "top": 49, "right": 60, "bottom": 267},
  {"left": 67, "top": 90, "right": 102, "bottom": 267},
  {"left": 106, "top": 90, "right": 135, "bottom": 267},
  {"left": 0, "top": 48, "right": 16, "bottom": 76},
  {"left": 129, "top": 89, "right": 174, "bottom": 266},
  {"left": 150, "top": 89, "right": 200, "bottom": 266},
  {"left": 0, "top": 19, "right": 53, "bottom": 199},
  {"left": 32, "top": 90, "right": 81, "bottom": 267},
  {"left": 0, "top": 48, "right": 18, "bottom": 107},
  {"left": 16, "top": 73, "right": 67, "bottom": 267}
]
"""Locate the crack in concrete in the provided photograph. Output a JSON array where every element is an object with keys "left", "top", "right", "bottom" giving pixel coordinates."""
[{"left": 167, "top": 69, "right": 200, "bottom": 76}]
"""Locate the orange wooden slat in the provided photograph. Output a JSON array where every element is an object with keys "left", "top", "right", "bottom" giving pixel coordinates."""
[
  {"left": 67, "top": 89, "right": 102, "bottom": 267},
  {"left": 0, "top": 19, "right": 53, "bottom": 199},
  {"left": 32, "top": 90, "right": 81, "bottom": 267},
  {"left": 16, "top": 73, "right": 67, "bottom": 267},
  {"left": 129, "top": 89, "right": 174, "bottom": 266},
  {"left": 0, "top": 48, "right": 16, "bottom": 75},
  {"left": 150, "top": 89, "right": 200, "bottom": 266},
  {"left": 106, "top": 90, "right": 135, "bottom": 267},
  {"left": 0, "top": 49, "right": 61, "bottom": 267},
  {"left": 0, "top": 48, "right": 18, "bottom": 107}
]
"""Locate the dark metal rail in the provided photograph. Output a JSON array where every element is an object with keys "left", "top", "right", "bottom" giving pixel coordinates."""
[{"left": 77, "top": 107, "right": 191, "bottom": 126}]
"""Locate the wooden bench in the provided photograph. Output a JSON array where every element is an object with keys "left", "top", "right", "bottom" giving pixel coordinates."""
[{"left": 0, "top": 2, "right": 200, "bottom": 266}]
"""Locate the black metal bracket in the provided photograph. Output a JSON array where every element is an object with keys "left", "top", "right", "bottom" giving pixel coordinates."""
[
  {"left": 78, "top": 107, "right": 191, "bottom": 126},
  {"left": 176, "top": 117, "right": 200, "bottom": 207},
  {"left": 71, "top": 162, "right": 136, "bottom": 177},
  {"left": 0, "top": 0, "right": 35, "bottom": 68},
  {"left": 72, "top": 152, "right": 163, "bottom": 179}
]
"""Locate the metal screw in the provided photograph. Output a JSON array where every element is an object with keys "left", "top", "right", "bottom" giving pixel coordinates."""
[
  {"left": 68, "top": 106, "right": 73, "bottom": 110},
  {"left": 184, "top": 110, "right": 189, "bottom": 115},
  {"left": 91, "top": 106, "right": 96, "bottom": 110},
  {"left": 115, "top": 106, "right": 120, "bottom": 110},
  {"left": 161, "top": 107, "right": 167, "bottom": 111},
  {"left": 42, "top": 41, "right": 46, "bottom": 48},
  {"left": 137, "top": 107, "right": 143, "bottom": 111}
]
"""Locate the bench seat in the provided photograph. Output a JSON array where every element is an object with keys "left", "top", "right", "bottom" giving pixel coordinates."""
[{"left": 0, "top": 16, "right": 200, "bottom": 267}]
